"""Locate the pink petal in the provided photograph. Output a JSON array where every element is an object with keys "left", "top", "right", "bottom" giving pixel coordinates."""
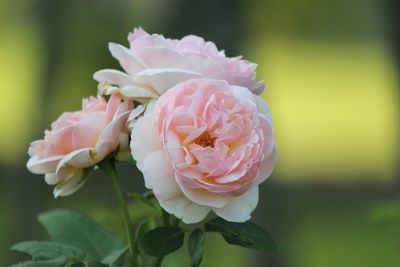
[
  {"left": 138, "top": 47, "right": 193, "bottom": 69},
  {"left": 130, "top": 114, "right": 162, "bottom": 171},
  {"left": 72, "top": 113, "right": 108, "bottom": 150},
  {"left": 142, "top": 150, "right": 179, "bottom": 200},
  {"left": 176, "top": 173, "right": 228, "bottom": 208}
]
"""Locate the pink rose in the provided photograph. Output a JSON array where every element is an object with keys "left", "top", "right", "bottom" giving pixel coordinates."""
[
  {"left": 27, "top": 95, "right": 133, "bottom": 197},
  {"left": 131, "top": 79, "right": 276, "bottom": 223},
  {"left": 94, "top": 28, "right": 264, "bottom": 102}
]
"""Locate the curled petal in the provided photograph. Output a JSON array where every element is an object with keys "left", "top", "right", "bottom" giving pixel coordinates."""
[
  {"left": 56, "top": 148, "right": 95, "bottom": 170},
  {"left": 108, "top": 42, "right": 147, "bottom": 75},
  {"left": 44, "top": 173, "right": 58, "bottom": 185},
  {"left": 176, "top": 173, "right": 229, "bottom": 208},
  {"left": 158, "top": 196, "right": 210, "bottom": 224},
  {"left": 214, "top": 187, "right": 259, "bottom": 222},
  {"left": 53, "top": 167, "right": 93, "bottom": 198},
  {"left": 27, "top": 155, "right": 63, "bottom": 174},
  {"left": 93, "top": 69, "right": 133, "bottom": 87},
  {"left": 120, "top": 85, "right": 158, "bottom": 99},
  {"left": 95, "top": 110, "right": 131, "bottom": 157},
  {"left": 134, "top": 68, "right": 202, "bottom": 95}
]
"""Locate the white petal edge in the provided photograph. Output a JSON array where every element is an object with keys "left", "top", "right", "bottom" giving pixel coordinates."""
[
  {"left": 44, "top": 173, "right": 58, "bottom": 185},
  {"left": 120, "top": 85, "right": 159, "bottom": 99},
  {"left": 53, "top": 167, "right": 93, "bottom": 198},
  {"left": 93, "top": 69, "right": 133, "bottom": 87},
  {"left": 159, "top": 196, "right": 210, "bottom": 224},
  {"left": 214, "top": 187, "right": 259, "bottom": 222},
  {"left": 134, "top": 68, "right": 202, "bottom": 95},
  {"left": 27, "top": 155, "right": 63, "bottom": 174},
  {"left": 108, "top": 42, "right": 147, "bottom": 75},
  {"left": 175, "top": 173, "right": 229, "bottom": 208}
]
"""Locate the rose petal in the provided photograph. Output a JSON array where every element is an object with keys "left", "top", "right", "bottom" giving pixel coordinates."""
[
  {"left": 142, "top": 150, "right": 179, "bottom": 200},
  {"left": 72, "top": 113, "right": 108, "bottom": 150},
  {"left": 176, "top": 173, "right": 229, "bottom": 208},
  {"left": 93, "top": 69, "right": 133, "bottom": 87},
  {"left": 53, "top": 167, "right": 93, "bottom": 198},
  {"left": 139, "top": 47, "right": 193, "bottom": 69},
  {"left": 214, "top": 187, "right": 259, "bottom": 222},
  {"left": 109, "top": 42, "right": 147, "bottom": 75},
  {"left": 255, "top": 95, "right": 273, "bottom": 122},
  {"left": 134, "top": 68, "right": 202, "bottom": 95},
  {"left": 26, "top": 155, "right": 63, "bottom": 174},
  {"left": 158, "top": 196, "right": 210, "bottom": 224},
  {"left": 56, "top": 148, "right": 95, "bottom": 170},
  {"left": 44, "top": 173, "right": 58, "bottom": 185},
  {"left": 253, "top": 145, "right": 277, "bottom": 187},
  {"left": 120, "top": 85, "right": 159, "bottom": 99},
  {"left": 130, "top": 114, "right": 161, "bottom": 170},
  {"left": 95, "top": 110, "right": 131, "bottom": 157}
]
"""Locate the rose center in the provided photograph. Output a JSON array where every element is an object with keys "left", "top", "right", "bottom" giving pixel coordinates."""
[{"left": 193, "top": 131, "right": 216, "bottom": 148}]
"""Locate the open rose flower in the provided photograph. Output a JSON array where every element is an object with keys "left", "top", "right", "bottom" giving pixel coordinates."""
[
  {"left": 94, "top": 27, "right": 264, "bottom": 103},
  {"left": 131, "top": 79, "right": 276, "bottom": 223},
  {"left": 27, "top": 95, "right": 133, "bottom": 197}
]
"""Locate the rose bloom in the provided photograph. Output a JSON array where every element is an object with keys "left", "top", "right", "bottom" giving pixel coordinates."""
[
  {"left": 94, "top": 27, "right": 264, "bottom": 103},
  {"left": 27, "top": 95, "right": 133, "bottom": 197},
  {"left": 131, "top": 79, "right": 276, "bottom": 223}
]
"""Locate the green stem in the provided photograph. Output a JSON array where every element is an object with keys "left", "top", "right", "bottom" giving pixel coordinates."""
[{"left": 99, "top": 159, "right": 138, "bottom": 266}]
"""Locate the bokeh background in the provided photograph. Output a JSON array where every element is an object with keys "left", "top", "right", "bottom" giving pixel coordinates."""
[{"left": 0, "top": 0, "right": 399, "bottom": 266}]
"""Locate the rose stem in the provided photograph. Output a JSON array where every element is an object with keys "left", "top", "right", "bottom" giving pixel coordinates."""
[{"left": 99, "top": 158, "right": 139, "bottom": 266}]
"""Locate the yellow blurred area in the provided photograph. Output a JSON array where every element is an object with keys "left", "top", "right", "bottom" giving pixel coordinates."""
[
  {"left": 253, "top": 36, "right": 399, "bottom": 183},
  {"left": 0, "top": 20, "right": 42, "bottom": 163}
]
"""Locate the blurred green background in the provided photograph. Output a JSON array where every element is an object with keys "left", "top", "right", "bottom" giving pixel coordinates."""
[{"left": 0, "top": 0, "right": 399, "bottom": 266}]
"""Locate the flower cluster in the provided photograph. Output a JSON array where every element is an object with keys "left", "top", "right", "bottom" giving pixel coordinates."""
[{"left": 27, "top": 28, "right": 276, "bottom": 224}]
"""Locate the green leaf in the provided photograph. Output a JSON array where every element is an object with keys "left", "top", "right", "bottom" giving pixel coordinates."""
[
  {"left": 188, "top": 229, "right": 205, "bottom": 267},
  {"left": 139, "top": 226, "right": 184, "bottom": 257},
  {"left": 134, "top": 217, "right": 156, "bottom": 250},
  {"left": 205, "top": 218, "right": 277, "bottom": 251},
  {"left": 11, "top": 241, "right": 85, "bottom": 261},
  {"left": 10, "top": 257, "right": 68, "bottom": 267},
  {"left": 38, "top": 209, "right": 125, "bottom": 260},
  {"left": 101, "top": 246, "right": 128, "bottom": 266},
  {"left": 85, "top": 262, "right": 108, "bottom": 267}
]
